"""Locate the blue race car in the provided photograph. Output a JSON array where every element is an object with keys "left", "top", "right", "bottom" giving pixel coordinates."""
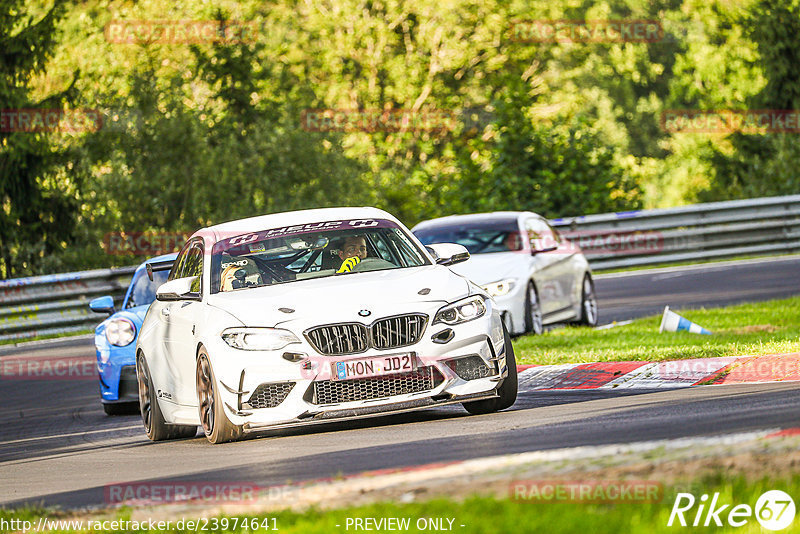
[{"left": 89, "top": 253, "right": 177, "bottom": 415}]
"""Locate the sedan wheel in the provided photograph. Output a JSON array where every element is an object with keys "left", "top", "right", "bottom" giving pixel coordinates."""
[
  {"left": 524, "top": 283, "right": 544, "bottom": 335},
  {"left": 579, "top": 275, "right": 598, "bottom": 327}
]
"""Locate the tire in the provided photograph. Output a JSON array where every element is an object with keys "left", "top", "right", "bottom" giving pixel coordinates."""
[
  {"left": 523, "top": 282, "right": 544, "bottom": 335},
  {"left": 578, "top": 274, "right": 598, "bottom": 327},
  {"left": 137, "top": 353, "right": 197, "bottom": 441},
  {"left": 197, "top": 348, "right": 242, "bottom": 444},
  {"left": 103, "top": 402, "right": 138, "bottom": 416},
  {"left": 462, "top": 324, "right": 518, "bottom": 415}
]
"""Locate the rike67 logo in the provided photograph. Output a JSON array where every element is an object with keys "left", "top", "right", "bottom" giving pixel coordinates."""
[{"left": 668, "top": 490, "right": 796, "bottom": 530}]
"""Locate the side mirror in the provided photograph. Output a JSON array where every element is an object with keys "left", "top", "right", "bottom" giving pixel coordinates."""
[
  {"left": 532, "top": 245, "right": 558, "bottom": 255},
  {"left": 156, "top": 276, "right": 201, "bottom": 302},
  {"left": 89, "top": 295, "right": 115, "bottom": 314},
  {"left": 426, "top": 243, "right": 470, "bottom": 266},
  {"left": 146, "top": 258, "right": 176, "bottom": 281}
]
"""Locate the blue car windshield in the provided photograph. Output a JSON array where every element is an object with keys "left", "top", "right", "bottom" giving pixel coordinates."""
[{"left": 125, "top": 270, "right": 169, "bottom": 308}]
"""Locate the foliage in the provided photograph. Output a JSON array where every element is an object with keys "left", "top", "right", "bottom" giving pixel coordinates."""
[
  {"left": 0, "top": 0, "right": 79, "bottom": 277},
  {"left": 3, "top": 0, "right": 798, "bottom": 276}
]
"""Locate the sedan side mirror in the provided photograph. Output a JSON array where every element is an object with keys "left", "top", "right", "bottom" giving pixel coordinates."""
[
  {"left": 532, "top": 245, "right": 558, "bottom": 255},
  {"left": 89, "top": 295, "right": 115, "bottom": 314},
  {"left": 426, "top": 243, "right": 470, "bottom": 266},
  {"left": 156, "top": 276, "right": 201, "bottom": 302}
]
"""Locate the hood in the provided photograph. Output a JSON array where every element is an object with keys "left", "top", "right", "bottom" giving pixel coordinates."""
[
  {"left": 205, "top": 265, "right": 471, "bottom": 328},
  {"left": 448, "top": 251, "right": 530, "bottom": 286}
]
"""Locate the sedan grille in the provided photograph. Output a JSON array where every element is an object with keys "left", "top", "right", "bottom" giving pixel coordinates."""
[
  {"left": 244, "top": 382, "right": 295, "bottom": 409},
  {"left": 306, "top": 314, "right": 428, "bottom": 355},
  {"left": 371, "top": 314, "right": 427, "bottom": 349},
  {"left": 309, "top": 366, "right": 443, "bottom": 405}
]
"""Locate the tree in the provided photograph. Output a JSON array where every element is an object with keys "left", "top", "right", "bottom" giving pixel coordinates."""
[
  {"left": 0, "top": 0, "right": 80, "bottom": 277},
  {"left": 701, "top": 0, "right": 800, "bottom": 201}
]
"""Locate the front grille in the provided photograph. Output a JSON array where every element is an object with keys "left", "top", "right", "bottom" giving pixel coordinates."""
[
  {"left": 306, "top": 323, "right": 369, "bottom": 355},
  {"left": 244, "top": 382, "right": 295, "bottom": 409},
  {"left": 306, "top": 314, "right": 428, "bottom": 355},
  {"left": 309, "top": 366, "right": 444, "bottom": 405},
  {"left": 447, "top": 355, "right": 496, "bottom": 381},
  {"left": 371, "top": 314, "right": 427, "bottom": 349}
]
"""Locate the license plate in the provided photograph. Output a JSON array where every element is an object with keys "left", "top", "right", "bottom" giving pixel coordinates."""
[{"left": 331, "top": 353, "right": 416, "bottom": 381}]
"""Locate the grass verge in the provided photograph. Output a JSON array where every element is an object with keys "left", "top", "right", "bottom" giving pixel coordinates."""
[
  {"left": 513, "top": 295, "right": 800, "bottom": 365},
  {"left": 2, "top": 475, "right": 798, "bottom": 533}
]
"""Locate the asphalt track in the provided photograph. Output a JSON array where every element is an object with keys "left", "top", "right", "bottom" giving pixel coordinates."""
[{"left": 1, "top": 256, "right": 799, "bottom": 510}]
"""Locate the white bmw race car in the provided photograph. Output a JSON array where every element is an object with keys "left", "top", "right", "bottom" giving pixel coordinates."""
[{"left": 136, "top": 207, "right": 517, "bottom": 443}]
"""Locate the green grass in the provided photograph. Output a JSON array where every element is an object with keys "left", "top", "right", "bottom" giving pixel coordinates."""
[
  {"left": 2, "top": 476, "right": 798, "bottom": 532},
  {"left": 513, "top": 296, "right": 800, "bottom": 365}
]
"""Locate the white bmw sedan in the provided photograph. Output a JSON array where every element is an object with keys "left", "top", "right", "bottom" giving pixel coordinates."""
[
  {"left": 412, "top": 212, "right": 597, "bottom": 336},
  {"left": 136, "top": 207, "right": 517, "bottom": 443}
]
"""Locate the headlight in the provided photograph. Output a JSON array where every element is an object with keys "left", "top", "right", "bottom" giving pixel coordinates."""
[
  {"left": 434, "top": 295, "right": 487, "bottom": 325},
  {"left": 105, "top": 318, "right": 136, "bottom": 346},
  {"left": 481, "top": 279, "right": 515, "bottom": 297},
  {"left": 221, "top": 327, "right": 300, "bottom": 351}
]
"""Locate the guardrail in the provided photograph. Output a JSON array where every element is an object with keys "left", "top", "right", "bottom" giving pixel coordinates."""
[
  {"left": 0, "top": 267, "right": 136, "bottom": 343},
  {"left": 551, "top": 194, "right": 800, "bottom": 270},
  {"left": 2, "top": 195, "right": 799, "bottom": 343}
]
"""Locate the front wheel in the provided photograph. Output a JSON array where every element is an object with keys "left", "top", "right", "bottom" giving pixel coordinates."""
[
  {"left": 523, "top": 282, "right": 544, "bottom": 335},
  {"left": 137, "top": 354, "right": 197, "bottom": 441},
  {"left": 578, "top": 274, "right": 598, "bottom": 327},
  {"left": 197, "top": 348, "right": 242, "bottom": 444},
  {"left": 462, "top": 324, "right": 518, "bottom": 415}
]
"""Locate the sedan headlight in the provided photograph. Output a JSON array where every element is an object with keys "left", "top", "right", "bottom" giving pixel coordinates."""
[
  {"left": 105, "top": 318, "right": 136, "bottom": 347},
  {"left": 434, "top": 295, "right": 487, "bottom": 325},
  {"left": 221, "top": 327, "right": 300, "bottom": 351},
  {"left": 481, "top": 279, "right": 515, "bottom": 297}
]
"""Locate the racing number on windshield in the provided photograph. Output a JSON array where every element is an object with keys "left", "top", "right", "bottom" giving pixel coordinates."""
[{"left": 229, "top": 233, "right": 259, "bottom": 246}]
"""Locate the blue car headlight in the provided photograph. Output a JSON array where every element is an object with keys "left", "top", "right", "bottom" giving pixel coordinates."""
[
  {"left": 434, "top": 295, "right": 487, "bottom": 325},
  {"left": 105, "top": 318, "right": 136, "bottom": 347}
]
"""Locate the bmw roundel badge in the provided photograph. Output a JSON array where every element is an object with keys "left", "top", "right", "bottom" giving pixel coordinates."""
[{"left": 358, "top": 309, "right": 371, "bottom": 317}]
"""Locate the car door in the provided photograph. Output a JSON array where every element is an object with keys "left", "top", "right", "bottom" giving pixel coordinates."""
[
  {"left": 162, "top": 239, "right": 204, "bottom": 405},
  {"left": 525, "top": 217, "right": 570, "bottom": 314},
  {"left": 544, "top": 221, "right": 581, "bottom": 311}
]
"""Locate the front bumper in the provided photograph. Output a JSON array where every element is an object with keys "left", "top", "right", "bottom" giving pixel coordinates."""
[{"left": 203, "top": 304, "right": 507, "bottom": 430}]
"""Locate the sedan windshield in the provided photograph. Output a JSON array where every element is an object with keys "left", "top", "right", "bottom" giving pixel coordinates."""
[
  {"left": 414, "top": 220, "right": 523, "bottom": 255},
  {"left": 210, "top": 219, "right": 429, "bottom": 293}
]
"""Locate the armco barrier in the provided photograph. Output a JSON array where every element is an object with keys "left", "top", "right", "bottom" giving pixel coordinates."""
[
  {"left": 1, "top": 195, "right": 799, "bottom": 342},
  {"left": 0, "top": 267, "right": 136, "bottom": 343},
  {"left": 551, "top": 194, "right": 800, "bottom": 270}
]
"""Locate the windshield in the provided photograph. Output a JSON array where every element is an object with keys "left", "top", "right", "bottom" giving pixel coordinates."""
[
  {"left": 210, "top": 219, "right": 430, "bottom": 293},
  {"left": 125, "top": 269, "right": 170, "bottom": 308},
  {"left": 414, "top": 220, "right": 524, "bottom": 255}
]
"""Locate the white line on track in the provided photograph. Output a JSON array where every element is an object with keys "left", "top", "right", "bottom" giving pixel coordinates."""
[
  {"left": 594, "top": 254, "right": 800, "bottom": 280},
  {"left": 0, "top": 425, "right": 141, "bottom": 446}
]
